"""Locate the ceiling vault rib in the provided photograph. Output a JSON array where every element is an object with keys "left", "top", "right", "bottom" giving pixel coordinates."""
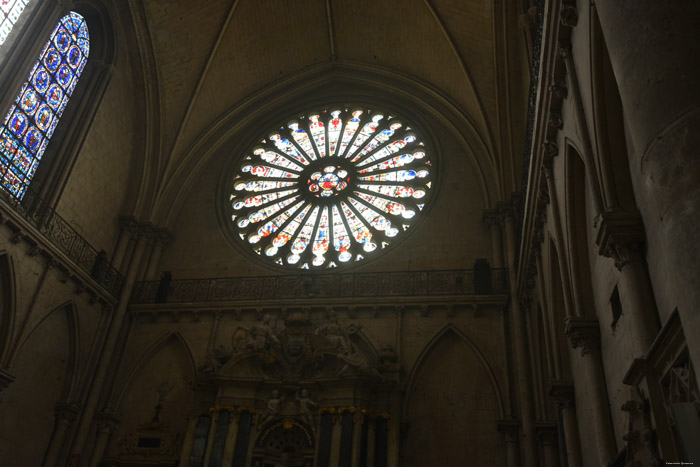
[
  {"left": 422, "top": 0, "right": 497, "bottom": 168},
  {"left": 325, "top": 0, "right": 337, "bottom": 61},
  {"left": 159, "top": 0, "right": 242, "bottom": 195}
]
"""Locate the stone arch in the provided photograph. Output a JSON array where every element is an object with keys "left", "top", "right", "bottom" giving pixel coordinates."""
[
  {"left": 0, "top": 299, "right": 77, "bottom": 466},
  {"left": 400, "top": 324, "right": 505, "bottom": 466},
  {"left": 108, "top": 331, "right": 197, "bottom": 459},
  {"left": 153, "top": 62, "right": 498, "bottom": 228},
  {"left": 0, "top": 252, "right": 17, "bottom": 367},
  {"left": 112, "top": 331, "right": 197, "bottom": 410},
  {"left": 403, "top": 324, "right": 505, "bottom": 418},
  {"left": 12, "top": 301, "right": 81, "bottom": 401}
]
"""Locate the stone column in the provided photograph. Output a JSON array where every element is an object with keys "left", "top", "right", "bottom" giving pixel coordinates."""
[
  {"left": 135, "top": 224, "right": 156, "bottom": 283},
  {"left": 564, "top": 318, "right": 617, "bottom": 464},
  {"left": 534, "top": 422, "right": 558, "bottom": 467},
  {"left": 497, "top": 419, "right": 520, "bottom": 467},
  {"left": 594, "top": 0, "right": 700, "bottom": 369},
  {"left": 596, "top": 210, "right": 660, "bottom": 353},
  {"left": 145, "top": 229, "right": 171, "bottom": 281},
  {"left": 201, "top": 409, "right": 219, "bottom": 467},
  {"left": 112, "top": 217, "right": 138, "bottom": 272},
  {"left": 548, "top": 380, "right": 582, "bottom": 467},
  {"left": 500, "top": 204, "right": 539, "bottom": 467},
  {"left": 329, "top": 411, "right": 343, "bottom": 467},
  {"left": 366, "top": 420, "right": 375, "bottom": 467},
  {"left": 42, "top": 402, "right": 79, "bottom": 467},
  {"left": 179, "top": 416, "right": 200, "bottom": 467},
  {"left": 484, "top": 210, "right": 504, "bottom": 267},
  {"left": 88, "top": 411, "right": 121, "bottom": 467},
  {"left": 351, "top": 411, "right": 363, "bottom": 467},
  {"left": 68, "top": 232, "right": 149, "bottom": 464},
  {"left": 221, "top": 409, "right": 240, "bottom": 467}
]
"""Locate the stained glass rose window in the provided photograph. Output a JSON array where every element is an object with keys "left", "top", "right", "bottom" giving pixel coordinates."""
[{"left": 228, "top": 107, "right": 433, "bottom": 269}]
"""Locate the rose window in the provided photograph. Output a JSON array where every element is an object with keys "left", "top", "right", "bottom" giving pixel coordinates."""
[{"left": 228, "top": 107, "right": 433, "bottom": 269}]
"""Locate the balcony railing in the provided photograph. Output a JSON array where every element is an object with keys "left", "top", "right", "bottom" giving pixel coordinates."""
[
  {"left": 131, "top": 268, "right": 508, "bottom": 304},
  {"left": 0, "top": 188, "right": 124, "bottom": 298}
]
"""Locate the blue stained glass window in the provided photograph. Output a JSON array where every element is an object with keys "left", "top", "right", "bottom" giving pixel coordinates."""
[
  {"left": 0, "top": 11, "right": 89, "bottom": 200},
  {"left": 0, "top": 0, "right": 31, "bottom": 47}
]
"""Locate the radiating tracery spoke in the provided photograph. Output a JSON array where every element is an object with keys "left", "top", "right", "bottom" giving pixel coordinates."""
[{"left": 229, "top": 107, "right": 433, "bottom": 270}]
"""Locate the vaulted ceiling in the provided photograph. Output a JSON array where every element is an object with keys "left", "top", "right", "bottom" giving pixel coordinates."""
[{"left": 126, "top": 0, "right": 529, "bottom": 223}]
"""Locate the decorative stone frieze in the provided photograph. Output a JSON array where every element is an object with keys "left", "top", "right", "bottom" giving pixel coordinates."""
[
  {"left": 565, "top": 317, "right": 601, "bottom": 356},
  {"left": 595, "top": 210, "right": 646, "bottom": 271}
]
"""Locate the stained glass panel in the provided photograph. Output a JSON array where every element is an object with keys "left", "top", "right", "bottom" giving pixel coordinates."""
[
  {"left": 0, "top": 11, "right": 89, "bottom": 200},
  {"left": 0, "top": 0, "right": 30, "bottom": 47},
  {"left": 229, "top": 106, "right": 433, "bottom": 269}
]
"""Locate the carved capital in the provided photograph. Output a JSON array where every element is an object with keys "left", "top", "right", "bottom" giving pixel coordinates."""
[
  {"left": 54, "top": 402, "right": 81, "bottom": 426},
  {"left": 549, "top": 78, "right": 568, "bottom": 100},
  {"left": 497, "top": 201, "right": 516, "bottom": 225},
  {"left": 534, "top": 421, "right": 558, "bottom": 445},
  {"left": 596, "top": 210, "right": 646, "bottom": 271},
  {"left": 565, "top": 317, "right": 601, "bottom": 355},
  {"left": 557, "top": 40, "right": 572, "bottom": 60},
  {"left": 548, "top": 112, "right": 563, "bottom": 130},
  {"left": 548, "top": 379, "right": 576, "bottom": 409},
  {"left": 560, "top": 4, "right": 578, "bottom": 28},
  {"left": 497, "top": 418, "right": 520, "bottom": 443},
  {"left": 483, "top": 209, "right": 500, "bottom": 229},
  {"left": 95, "top": 410, "right": 122, "bottom": 434},
  {"left": 118, "top": 216, "right": 139, "bottom": 239}
]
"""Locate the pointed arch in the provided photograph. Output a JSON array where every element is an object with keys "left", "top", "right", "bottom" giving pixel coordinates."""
[
  {"left": 112, "top": 331, "right": 197, "bottom": 410},
  {"left": 0, "top": 11, "right": 90, "bottom": 199},
  {"left": 403, "top": 323, "right": 505, "bottom": 419},
  {"left": 11, "top": 300, "right": 81, "bottom": 399},
  {"left": 0, "top": 252, "right": 17, "bottom": 367}
]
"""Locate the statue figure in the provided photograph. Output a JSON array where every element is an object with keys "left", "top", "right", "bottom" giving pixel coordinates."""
[
  {"left": 316, "top": 310, "right": 352, "bottom": 354},
  {"left": 297, "top": 389, "right": 317, "bottom": 429},
  {"left": 233, "top": 314, "right": 280, "bottom": 363},
  {"left": 250, "top": 314, "right": 280, "bottom": 352},
  {"left": 258, "top": 389, "right": 284, "bottom": 427}
]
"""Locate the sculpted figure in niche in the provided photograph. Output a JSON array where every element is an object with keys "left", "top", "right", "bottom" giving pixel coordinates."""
[
  {"left": 233, "top": 314, "right": 280, "bottom": 362},
  {"left": 316, "top": 310, "right": 352, "bottom": 353},
  {"left": 297, "top": 389, "right": 317, "bottom": 429},
  {"left": 317, "top": 311, "right": 376, "bottom": 377},
  {"left": 258, "top": 389, "right": 284, "bottom": 427}
]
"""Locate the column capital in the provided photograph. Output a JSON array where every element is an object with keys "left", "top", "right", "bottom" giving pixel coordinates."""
[
  {"left": 559, "top": 4, "right": 579, "bottom": 28},
  {"left": 548, "top": 78, "right": 568, "bottom": 100},
  {"left": 95, "top": 410, "right": 122, "bottom": 434},
  {"left": 565, "top": 317, "right": 601, "bottom": 355},
  {"left": 55, "top": 401, "right": 81, "bottom": 425},
  {"left": 497, "top": 201, "right": 516, "bottom": 225},
  {"left": 548, "top": 379, "right": 576, "bottom": 409},
  {"left": 534, "top": 421, "right": 558, "bottom": 444},
  {"left": 497, "top": 418, "right": 520, "bottom": 443},
  {"left": 483, "top": 209, "right": 501, "bottom": 229},
  {"left": 595, "top": 209, "right": 646, "bottom": 271},
  {"left": 118, "top": 216, "right": 140, "bottom": 239}
]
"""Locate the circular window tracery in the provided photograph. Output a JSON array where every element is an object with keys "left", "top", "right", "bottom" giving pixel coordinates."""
[{"left": 229, "top": 106, "right": 433, "bottom": 270}]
